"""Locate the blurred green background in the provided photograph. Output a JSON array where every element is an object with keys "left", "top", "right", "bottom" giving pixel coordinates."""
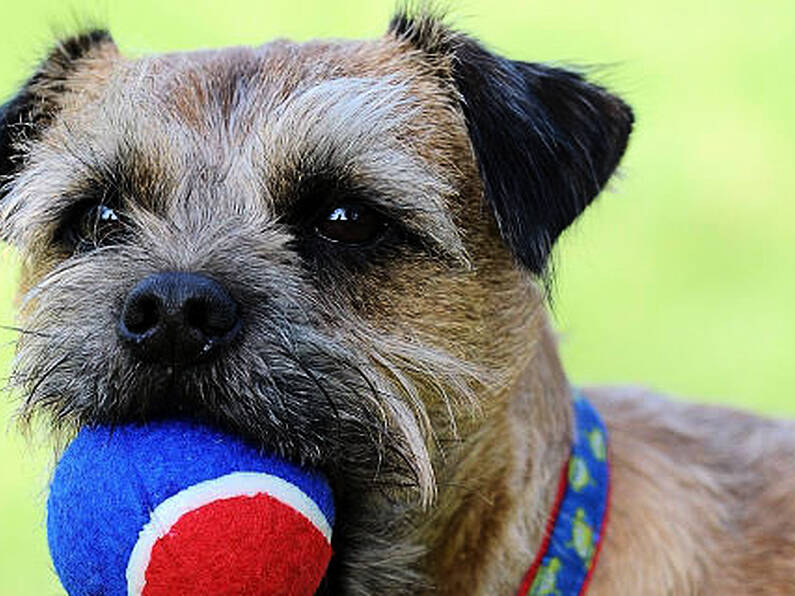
[{"left": 1, "top": 0, "right": 793, "bottom": 593}]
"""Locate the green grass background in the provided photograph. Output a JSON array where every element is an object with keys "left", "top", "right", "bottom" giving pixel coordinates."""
[{"left": 1, "top": 0, "right": 793, "bottom": 592}]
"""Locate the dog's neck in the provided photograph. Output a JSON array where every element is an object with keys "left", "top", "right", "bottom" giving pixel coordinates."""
[
  {"left": 420, "top": 315, "right": 575, "bottom": 594},
  {"left": 334, "top": 295, "right": 579, "bottom": 594}
]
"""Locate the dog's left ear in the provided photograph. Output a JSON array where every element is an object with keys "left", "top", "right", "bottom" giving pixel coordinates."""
[
  {"left": 0, "top": 30, "right": 116, "bottom": 200},
  {"left": 389, "top": 13, "right": 634, "bottom": 274}
]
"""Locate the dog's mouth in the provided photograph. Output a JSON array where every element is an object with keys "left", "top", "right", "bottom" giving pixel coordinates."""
[{"left": 73, "top": 361, "right": 414, "bottom": 592}]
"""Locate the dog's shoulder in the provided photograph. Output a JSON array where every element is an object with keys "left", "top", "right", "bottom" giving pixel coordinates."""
[{"left": 586, "top": 387, "right": 795, "bottom": 595}]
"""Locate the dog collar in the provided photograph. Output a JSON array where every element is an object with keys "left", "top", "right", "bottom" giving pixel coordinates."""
[{"left": 517, "top": 394, "right": 610, "bottom": 596}]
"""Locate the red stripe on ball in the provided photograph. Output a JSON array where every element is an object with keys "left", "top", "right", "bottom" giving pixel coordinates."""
[{"left": 141, "top": 494, "right": 332, "bottom": 595}]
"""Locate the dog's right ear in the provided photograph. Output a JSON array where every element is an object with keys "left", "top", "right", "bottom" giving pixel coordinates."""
[{"left": 0, "top": 30, "right": 116, "bottom": 201}]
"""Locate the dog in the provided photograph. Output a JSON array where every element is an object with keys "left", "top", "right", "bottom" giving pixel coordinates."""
[{"left": 1, "top": 7, "right": 793, "bottom": 595}]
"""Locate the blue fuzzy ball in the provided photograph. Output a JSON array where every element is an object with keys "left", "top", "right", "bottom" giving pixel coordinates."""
[{"left": 47, "top": 419, "right": 335, "bottom": 595}]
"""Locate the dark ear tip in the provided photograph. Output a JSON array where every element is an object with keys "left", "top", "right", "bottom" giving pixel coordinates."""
[
  {"left": 600, "top": 81, "right": 635, "bottom": 133},
  {"left": 67, "top": 28, "right": 113, "bottom": 45},
  {"left": 387, "top": 6, "right": 456, "bottom": 56},
  {"left": 593, "top": 85, "right": 634, "bottom": 175},
  {"left": 600, "top": 89, "right": 635, "bottom": 185},
  {"left": 388, "top": 10, "right": 413, "bottom": 34},
  {"left": 51, "top": 29, "right": 116, "bottom": 63}
]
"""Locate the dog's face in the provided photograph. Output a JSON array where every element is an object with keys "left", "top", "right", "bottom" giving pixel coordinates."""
[{"left": 0, "top": 11, "right": 631, "bottom": 590}]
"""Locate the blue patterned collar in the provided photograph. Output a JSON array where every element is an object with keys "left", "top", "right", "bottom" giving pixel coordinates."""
[{"left": 517, "top": 394, "right": 610, "bottom": 596}]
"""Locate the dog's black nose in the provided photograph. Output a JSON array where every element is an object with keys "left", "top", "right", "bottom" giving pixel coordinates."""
[{"left": 118, "top": 272, "right": 240, "bottom": 365}]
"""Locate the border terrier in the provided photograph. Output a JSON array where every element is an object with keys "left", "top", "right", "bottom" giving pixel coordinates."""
[{"left": 2, "top": 7, "right": 794, "bottom": 595}]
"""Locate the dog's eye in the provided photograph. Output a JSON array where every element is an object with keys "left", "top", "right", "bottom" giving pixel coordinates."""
[
  {"left": 62, "top": 203, "right": 126, "bottom": 252},
  {"left": 315, "top": 204, "right": 388, "bottom": 246}
]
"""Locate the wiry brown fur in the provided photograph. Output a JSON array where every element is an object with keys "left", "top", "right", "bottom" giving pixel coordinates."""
[{"left": 1, "top": 8, "right": 794, "bottom": 595}]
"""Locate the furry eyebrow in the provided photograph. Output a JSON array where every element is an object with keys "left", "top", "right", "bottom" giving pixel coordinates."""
[{"left": 263, "top": 77, "right": 468, "bottom": 265}]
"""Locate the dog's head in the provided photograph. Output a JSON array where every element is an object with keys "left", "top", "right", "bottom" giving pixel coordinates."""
[{"left": 0, "top": 9, "right": 631, "bottom": 590}]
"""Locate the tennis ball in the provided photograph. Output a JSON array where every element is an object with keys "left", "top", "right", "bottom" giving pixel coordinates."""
[{"left": 47, "top": 419, "right": 334, "bottom": 595}]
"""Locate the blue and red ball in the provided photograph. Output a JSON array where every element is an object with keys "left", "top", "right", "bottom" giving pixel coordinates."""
[{"left": 47, "top": 419, "right": 335, "bottom": 595}]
